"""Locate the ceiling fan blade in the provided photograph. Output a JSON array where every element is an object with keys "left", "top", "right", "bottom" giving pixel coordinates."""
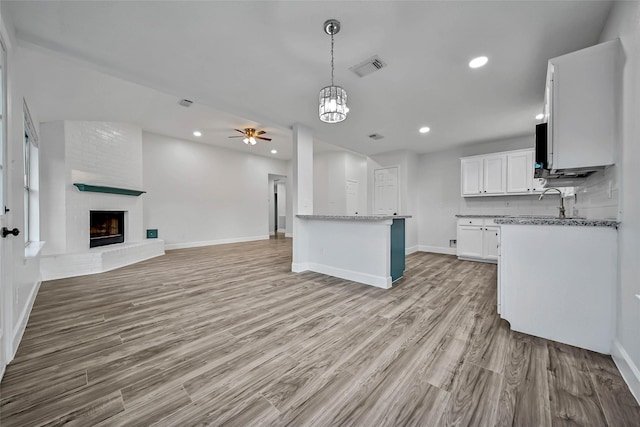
[
  {"left": 228, "top": 136, "right": 244, "bottom": 138},
  {"left": 234, "top": 129, "right": 246, "bottom": 135},
  {"left": 257, "top": 137, "right": 272, "bottom": 141},
  {"left": 257, "top": 130, "right": 266, "bottom": 135}
]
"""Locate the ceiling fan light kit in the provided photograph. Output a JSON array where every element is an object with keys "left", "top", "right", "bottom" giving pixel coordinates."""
[
  {"left": 319, "top": 19, "right": 349, "bottom": 124},
  {"left": 228, "top": 128, "right": 271, "bottom": 146}
]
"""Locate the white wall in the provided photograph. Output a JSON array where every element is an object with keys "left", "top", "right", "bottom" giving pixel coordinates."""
[
  {"left": 599, "top": 0, "right": 640, "bottom": 401},
  {"left": 313, "top": 151, "right": 367, "bottom": 216},
  {"left": 143, "top": 132, "right": 288, "bottom": 249}
]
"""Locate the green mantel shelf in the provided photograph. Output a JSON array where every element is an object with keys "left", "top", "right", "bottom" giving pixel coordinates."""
[{"left": 73, "top": 183, "right": 146, "bottom": 197}]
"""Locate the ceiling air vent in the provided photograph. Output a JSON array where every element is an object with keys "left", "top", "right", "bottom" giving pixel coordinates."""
[
  {"left": 350, "top": 55, "right": 387, "bottom": 77},
  {"left": 178, "top": 99, "right": 193, "bottom": 107},
  {"left": 369, "top": 133, "right": 384, "bottom": 140}
]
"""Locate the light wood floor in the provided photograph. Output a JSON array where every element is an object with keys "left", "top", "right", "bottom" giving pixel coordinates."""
[{"left": 1, "top": 238, "right": 638, "bottom": 426}]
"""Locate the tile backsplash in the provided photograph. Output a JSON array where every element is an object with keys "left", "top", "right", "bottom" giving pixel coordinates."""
[
  {"left": 573, "top": 166, "right": 618, "bottom": 220},
  {"left": 460, "top": 194, "right": 573, "bottom": 217}
]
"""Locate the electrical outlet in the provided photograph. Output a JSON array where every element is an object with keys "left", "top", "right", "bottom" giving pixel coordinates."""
[
  {"left": 449, "top": 239, "right": 457, "bottom": 248},
  {"left": 607, "top": 181, "right": 613, "bottom": 199}
]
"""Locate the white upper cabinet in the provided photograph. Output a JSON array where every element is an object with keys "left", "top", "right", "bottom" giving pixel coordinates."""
[
  {"left": 506, "top": 150, "right": 532, "bottom": 193},
  {"left": 483, "top": 154, "right": 507, "bottom": 195},
  {"left": 546, "top": 39, "right": 620, "bottom": 170},
  {"left": 461, "top": 157, "right": 483, "bottom": 196},
  {"left": 462, "top": 149, "right": 538, "bottom": 197}
]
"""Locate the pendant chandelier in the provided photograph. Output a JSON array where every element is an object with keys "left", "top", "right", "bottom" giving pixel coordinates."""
[{"left": 319, "top": 19, "right": 348, "bottom": 123}]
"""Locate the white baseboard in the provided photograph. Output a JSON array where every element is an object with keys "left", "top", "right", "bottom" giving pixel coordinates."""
[
  {"left": 304, "top": 262, "right": 392, "bottom": 289},
  {"left": 405, "top": 245, "right": 419, "bottom": 255},
  {"left": 269, "top": 231, "right": 275, "bottom": 236},
  {"left": 291, "top": 262, "right": 309, "bottom": 273},
  {"left": 418, "top": 245, "right": 456, "bottom": 255},
  {"left": 165, "top": 235, "right": 269, "bottom": 250},
  {"left": 12, "top": 280, "right": 42, "bottom": 360},
  {"left": 612, "top": 340, "right": 640, "bottom": 404},
  {"left": 285, "top": 233, "right": 293, "bottom": 238}
]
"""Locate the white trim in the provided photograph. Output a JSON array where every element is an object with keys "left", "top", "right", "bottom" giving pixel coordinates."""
[
  {"left": 457, "top": 256, "right": 498, "bottom": 264},
  {"left": 11, "top": 280, "right": 41, "bottom": 360},
  {"left": 417, "top": 245, "right": 456, "bottom": 255},
  {"left": 405, "top": 245, "right": 419, "bottom": 255},
  {"left": 165, "top": 235, "right": 269, "bottom": 250},
  {"left": 24, "top": 241, "right": 46, "bottom": 258},
  {"left": 285, "top": 233, "right": 293, "bottom": 238},
  {"left": 291, "top": 262, "right": 309, "bottom": 273},
  {"left": 269, "top": 231, "right": 275, "bottom": 236},
  {"left": 304, "top": 262, "right": 392, "bottom": 289},
  {"left": 612, "top": 340, "right": 640, "bottom": 405}
]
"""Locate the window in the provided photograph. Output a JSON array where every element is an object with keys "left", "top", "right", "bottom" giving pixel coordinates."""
[{"left": 23, "top": 101, "right": 39, "bottom": 244}]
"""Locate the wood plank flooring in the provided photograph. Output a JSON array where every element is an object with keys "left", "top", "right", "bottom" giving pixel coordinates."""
[{"left": 1, "top": 237, "right": 638, "bottom": 426}]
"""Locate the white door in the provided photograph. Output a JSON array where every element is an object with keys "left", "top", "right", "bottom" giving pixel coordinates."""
[
  {"left": 346, "top": 180, "right": 358, "bottom": 215},
  {"left": 461, "top": 157, "right": 482, "bottom": 196},
  {"left": 374, "top": 167, "right": 399, "bottom": 215},
  {"left": 507, "top": 151, "right": 533, "bottom": 193},
  {"left": 0, "top": 38, "right": 7, "bottom": 373},
  {"left": 483, "top": 154, "right": 507, "bottom": 195}
]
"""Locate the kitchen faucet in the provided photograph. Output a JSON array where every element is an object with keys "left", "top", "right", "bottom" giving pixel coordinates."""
[{"left": 539, "top": 187, "right": 566, "bottom": 218}]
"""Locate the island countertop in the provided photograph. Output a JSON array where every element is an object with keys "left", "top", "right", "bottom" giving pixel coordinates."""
[{"left": 297, "top": 214, "right": 412, "bottom": 221}]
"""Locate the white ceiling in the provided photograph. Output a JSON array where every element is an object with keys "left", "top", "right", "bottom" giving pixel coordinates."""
[{"left": 4, "top": 1, "right": 612, "bottom": 158}]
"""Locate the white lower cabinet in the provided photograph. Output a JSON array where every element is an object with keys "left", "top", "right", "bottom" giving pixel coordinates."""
[
  {"left": 456, "top": 218, "right": 500, "bottom": 263},
  {"left": 499, "top": 224, "right": 616, "bottom": 354}
]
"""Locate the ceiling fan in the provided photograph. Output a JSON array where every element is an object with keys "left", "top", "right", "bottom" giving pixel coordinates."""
[{"left": 228, "top": 128, "right": 272, "bottom": 145}]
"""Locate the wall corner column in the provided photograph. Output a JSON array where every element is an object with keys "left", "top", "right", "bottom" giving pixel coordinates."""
[{"left": 291, "top": 123, "right": 313, "bottom": 272}]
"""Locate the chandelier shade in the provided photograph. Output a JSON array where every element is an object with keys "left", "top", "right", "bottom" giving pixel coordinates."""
[
  {"left": 319, "top": 19, "right": 348, "bottom": 124},
  {"left": 319, "top": 85, "right": 348, "bottom": 123}
]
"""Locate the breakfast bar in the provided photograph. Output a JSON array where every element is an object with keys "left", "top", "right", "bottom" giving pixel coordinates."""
[{"left": 292, "top": 215, "right": 411, "bottom": 289}]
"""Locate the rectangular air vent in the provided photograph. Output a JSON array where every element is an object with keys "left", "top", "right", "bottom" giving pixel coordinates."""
[
  {"left": 178, "top": 99, "right": 193, "bottom": 107},
  {"left": 369, "top": 133, "right": 384, "bottom": 140},
  {"left": 350, "top": 55, "right": 387, "bottom": 77}
]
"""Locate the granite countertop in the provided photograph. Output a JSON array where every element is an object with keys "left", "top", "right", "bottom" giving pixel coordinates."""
[
  {"left": 297, "top": 214, "right": 412, "bottom": 221},
  {"left": 494, "top": 217, "right": 619, "bottom": 228},
  {"left": 455, "top": 214, "right": 509, "bottom": 218}
]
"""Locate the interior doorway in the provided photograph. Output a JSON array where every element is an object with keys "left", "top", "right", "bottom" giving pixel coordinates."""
[{"left": 268, "top": 174, "right": 287, "bottom": 239}]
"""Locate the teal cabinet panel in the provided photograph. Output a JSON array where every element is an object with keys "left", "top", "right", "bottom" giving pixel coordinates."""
[{"left": 390, "top": 219, "right": 405, "bottom": 282}]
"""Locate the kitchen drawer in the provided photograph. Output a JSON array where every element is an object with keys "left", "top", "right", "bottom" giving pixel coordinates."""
[{"left": 458, "top": 218, "right": 484, "bottom": 226}]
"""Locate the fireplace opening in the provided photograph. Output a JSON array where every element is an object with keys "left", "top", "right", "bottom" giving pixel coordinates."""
[{"left": 90, "top": 211, "right": 125, "bottom": 248}]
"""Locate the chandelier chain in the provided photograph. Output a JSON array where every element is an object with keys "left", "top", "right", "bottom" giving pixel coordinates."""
[{"left": 330, "top": 32, "right": 335, "bottom": 86}]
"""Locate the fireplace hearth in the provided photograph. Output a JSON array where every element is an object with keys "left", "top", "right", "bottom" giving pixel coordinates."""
[{"left": 90, "top": 211, "right": 125, "bottom": 248}]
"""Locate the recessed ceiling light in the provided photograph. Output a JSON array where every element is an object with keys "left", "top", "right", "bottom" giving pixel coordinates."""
[
  {"left": 469, "top": 56, "right": 488, "bottom": 69},
  {"left": 419, "top": 126, "right": 430, "bottom": 134},
  {"left": 193, "top": 130, "right": 202, "bottom": 137},
  {"left": 535, "top": 113, "right": 544, "bottom": 120},
  {"left": 271, "top": 149, "right": 278, "bottom": 154}
]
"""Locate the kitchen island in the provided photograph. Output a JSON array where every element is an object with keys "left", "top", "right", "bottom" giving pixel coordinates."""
[{"left": 293, "top": 215, "right": 410, "bottom": 289}]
